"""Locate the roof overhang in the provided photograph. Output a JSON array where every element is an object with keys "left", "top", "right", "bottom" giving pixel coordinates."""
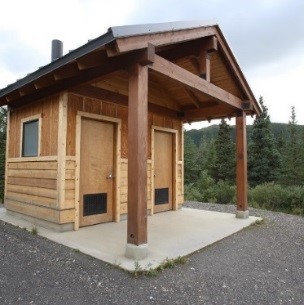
[{"left": 0, "top": 21, "right": 261, "bottom": 118}]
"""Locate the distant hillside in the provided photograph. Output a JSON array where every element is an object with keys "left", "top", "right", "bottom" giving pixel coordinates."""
[{"left": 186, "top": 123, "right": 304, "bottom": 146}]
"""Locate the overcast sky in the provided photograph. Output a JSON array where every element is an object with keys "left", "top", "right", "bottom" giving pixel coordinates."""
[{"left": 1, "top": 0, "right": 303, "bottom": 129}]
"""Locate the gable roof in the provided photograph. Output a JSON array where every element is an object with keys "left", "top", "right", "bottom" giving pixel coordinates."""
[{"left": 0, "top": 21, "right": 261, "bottom": 116}]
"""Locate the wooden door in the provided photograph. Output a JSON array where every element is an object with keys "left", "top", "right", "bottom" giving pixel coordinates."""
[
  {"left": 79, "top": 118, "right": 115, "bottom": 227},
  {"left": 154, "top": 131, "right": 173, "bottom": 213}
]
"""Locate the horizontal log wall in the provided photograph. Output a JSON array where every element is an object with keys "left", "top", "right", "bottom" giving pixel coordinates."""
[
  {"left": 5, "top": 158, "right": 74, "bottom": 224},
  {"left": 63, "top": 159, "right": 76, "bottom": 209},
  {"left": 9, "top": 95, "right": 59, "bottom": 158},
  {"left": 177, "top": 162, "right": 184, "bottom": 204}
]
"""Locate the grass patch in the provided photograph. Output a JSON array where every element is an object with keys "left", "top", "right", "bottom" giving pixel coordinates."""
[
  {"left": 253, "top": 218, "right": 265, "bottom": 226},
  {"left": 132, "top": 261, "right": 143, "bottom": 278},
  {"left": 130, "top": 256, "right": 187, "bottom": 278},
  {"left": 31, "top": 226, "right": 38, "bottom": 235}
]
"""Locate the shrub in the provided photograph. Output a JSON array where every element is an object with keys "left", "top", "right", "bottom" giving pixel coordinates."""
[
  {"left": 214, "top": 180, "right": 235, "bottom": 204},
  {"left": 184, "top": 184, "right": 202, "bottom": 201},
  {"left": 249, "top": 183, "right": 304, "bottom": 215},
  {"left": 194, "top": 171, "right": 217, "bottom": 202}
]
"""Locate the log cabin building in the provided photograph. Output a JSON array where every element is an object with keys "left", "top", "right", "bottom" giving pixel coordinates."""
[{"left": 0, "top": 22, "right": 261, "bottom": 259}]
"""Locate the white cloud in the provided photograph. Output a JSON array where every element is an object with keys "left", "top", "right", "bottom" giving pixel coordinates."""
[
  {"left": 0, "top": 0, "right": 136, "bottom": 86},
  {"left": 249, "top": 56, "right": 304, "bottom": 124},
  {"left": 0, "top": 0, "right": 304, "bottom": 128}
]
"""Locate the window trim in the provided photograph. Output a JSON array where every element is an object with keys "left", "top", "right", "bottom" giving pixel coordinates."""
[{"left": 20, "top": 114, "right": 41, "bottom": 157}]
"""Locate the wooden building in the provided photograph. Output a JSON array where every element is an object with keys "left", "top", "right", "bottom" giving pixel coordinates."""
[{"left": 0, "top": 22, "right": 260, "bottom": 259}]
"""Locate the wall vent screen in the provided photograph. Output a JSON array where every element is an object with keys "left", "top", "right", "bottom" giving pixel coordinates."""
[
  {"left": 155, "top": 188, "right": 169, "bottom": 205},
  {"left": 83, "top": 193, "right": 107, "bottom": 216}
]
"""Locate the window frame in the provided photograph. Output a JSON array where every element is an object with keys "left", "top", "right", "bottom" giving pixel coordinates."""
[{"left": 20, "top": 114, "right": 41, "bottom": 157}]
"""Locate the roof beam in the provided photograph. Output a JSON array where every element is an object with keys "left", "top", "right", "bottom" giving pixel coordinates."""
[
  {"left": 18, "top": 84, "right": 36, "bottom": 96},
  {"left": 149, "top": 54, "right": 243, "bottom": 109},
  {"left": 54, "top": 63, "right": 80, "bottom": 80},
  {"left": 69, "top": 85, "right": 181, "bottom": 118},
  {"left": 159, "top": 36, "right": 216, "bottom": 63},
  {"left": 183, "top": 104, "right": 237, "bottom": 122},
  {"left": 109, "top": 26, "right": 217, "bottom": 56},
  {"left": 76, "top": 51, "right": 108, "bottom": 70},
  {"left": 34, "top": 74, "right": 56, "bottom": 89},
  {"left": 3, "top": 49, "right": 149, "bottom": 106}
]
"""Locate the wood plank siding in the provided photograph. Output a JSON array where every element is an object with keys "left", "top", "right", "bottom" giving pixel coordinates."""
[{"left": 5, "top": 91, "right": 184, "bottom": 227}]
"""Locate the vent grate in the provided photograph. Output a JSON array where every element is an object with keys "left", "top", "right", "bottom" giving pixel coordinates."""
[
  {"left": 155, "top": 188, "right": 169, "bottom": 205},
  {"left": 83, "top": 193, "right": 107, "bottom": 216}
]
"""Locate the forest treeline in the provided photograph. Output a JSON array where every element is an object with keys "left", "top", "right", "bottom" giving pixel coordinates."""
[{"left": 185, "top": 97, "right": 304, "bottom": 215}]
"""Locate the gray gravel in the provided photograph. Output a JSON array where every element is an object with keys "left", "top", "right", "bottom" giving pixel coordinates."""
[{"left": 0, "top": 202, "right": 303, "bottom": 305}]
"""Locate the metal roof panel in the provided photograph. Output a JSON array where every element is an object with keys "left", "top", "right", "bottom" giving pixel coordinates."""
[{"left": 110, "top": 20, "right": 217, "bottom": 38}]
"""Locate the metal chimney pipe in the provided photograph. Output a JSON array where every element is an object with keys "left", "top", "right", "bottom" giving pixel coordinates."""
[{"left": 51, "top": 39, "right": 63, "bottom": 62}]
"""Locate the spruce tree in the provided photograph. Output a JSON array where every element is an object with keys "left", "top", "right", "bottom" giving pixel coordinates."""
[
  {"left": 201, "top": 139, "right": 217, "bottom": 180},
  {"left": 184, "top": 133, "right": 199, "bottom": 184},
  {"left": 281, "top": 106, "right": 302, "bottom": 185},
  {"left": 248, "top": 97, "right": 281, "bottom": 186},
  {"left": 300, "top": 127, "right": 304, "bottom": 183},
  {"left": 214, "top": 119, "right": 235, "bottom": 183}
]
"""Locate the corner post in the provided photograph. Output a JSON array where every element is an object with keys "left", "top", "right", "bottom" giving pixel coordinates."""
[
  {"left": 4, "top": 107, "right": 10, "bottom": 202},
  {"left": 235, "top": 111, "right": 249, "bottom": 218},
  {"left": 125, "top": 62, "right": 149, "bottom": 260},
  {"left": 57, "top": 92, "right": 68, "bottom": 212}
]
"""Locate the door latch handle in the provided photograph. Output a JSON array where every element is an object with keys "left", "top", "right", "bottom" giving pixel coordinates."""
[{"left": 106, "top": 169, "right": 115, "bottom": 179}]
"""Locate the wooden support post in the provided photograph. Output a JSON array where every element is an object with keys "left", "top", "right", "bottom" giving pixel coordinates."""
[
  {"left": 236, "top": 111, "right": 249, "bottom": 218},
  {"left": 4, "top": 108, "right": 10, "bottom": 201},
  {"left": 199, "top": 51, "right": 210, "bottom": 81},
  {"left": 125, "top": 62, "right": 149, "bottom": 260}
]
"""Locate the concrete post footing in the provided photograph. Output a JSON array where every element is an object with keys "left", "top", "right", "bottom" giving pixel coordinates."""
[
  {"left": 125, "top": 243, "right": 149, "bottom": 260},
  {"left": 236, "top": 210, "right": 249, "bottom": 219}
]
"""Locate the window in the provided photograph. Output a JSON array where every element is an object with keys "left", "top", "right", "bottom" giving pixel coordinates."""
[{"left": 22, "top": 119, "right": 39, "bottom": 157}]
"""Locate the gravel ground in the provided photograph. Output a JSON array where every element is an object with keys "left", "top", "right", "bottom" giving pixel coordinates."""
[{"left": 0, "top": 202, "right": 303, "bottom": 305}]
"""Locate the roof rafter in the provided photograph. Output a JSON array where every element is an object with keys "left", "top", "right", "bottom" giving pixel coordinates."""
[
  {"left": 184, "top": 104, "right": 236, "bottom": 122},
  {"left": 149, "top": 54, "right": 243, "bottom": 110}
]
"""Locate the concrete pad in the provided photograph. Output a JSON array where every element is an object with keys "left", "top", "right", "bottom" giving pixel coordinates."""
[{"left": 0, "top": 206, "right": 261, "bottom": 271}]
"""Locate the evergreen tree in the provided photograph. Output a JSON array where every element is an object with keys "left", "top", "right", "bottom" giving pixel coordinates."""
[
  {"left": 248, "top": 97, "right": 281, "bottom": 186},
  {"left": 300, "top": 127, "right": 304, "bottom": 183},
  {"left": 0, "top": 107, "right": 7, "bottom": 201},
  {"left": 281, "top": 106, "right": 302, "bottom": 185},
  {"left": 201, "top": 139, "right": 217, "bottom": 180},
  {"left": 214, "top": 119, "right": 235, "bottom": 183},
  {"left": 184, "top": 133, "right": 199, "bottom": 184},
  {"left": 276, "top": 130, "right": 285, "bottom": 156}
]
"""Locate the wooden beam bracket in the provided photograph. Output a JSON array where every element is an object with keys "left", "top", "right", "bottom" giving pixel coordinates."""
[
  {"left": 202, "top": 36, "right": 218, "bottom": 54},
  {"left": 242, "top": 100, "right": 253, "bottom": 111},
  {"left": 127, "top": 43, "right": 155, "bottom": 67},
  {"left": 139, "top": 43, "right": 155, "bottom": 66}
]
